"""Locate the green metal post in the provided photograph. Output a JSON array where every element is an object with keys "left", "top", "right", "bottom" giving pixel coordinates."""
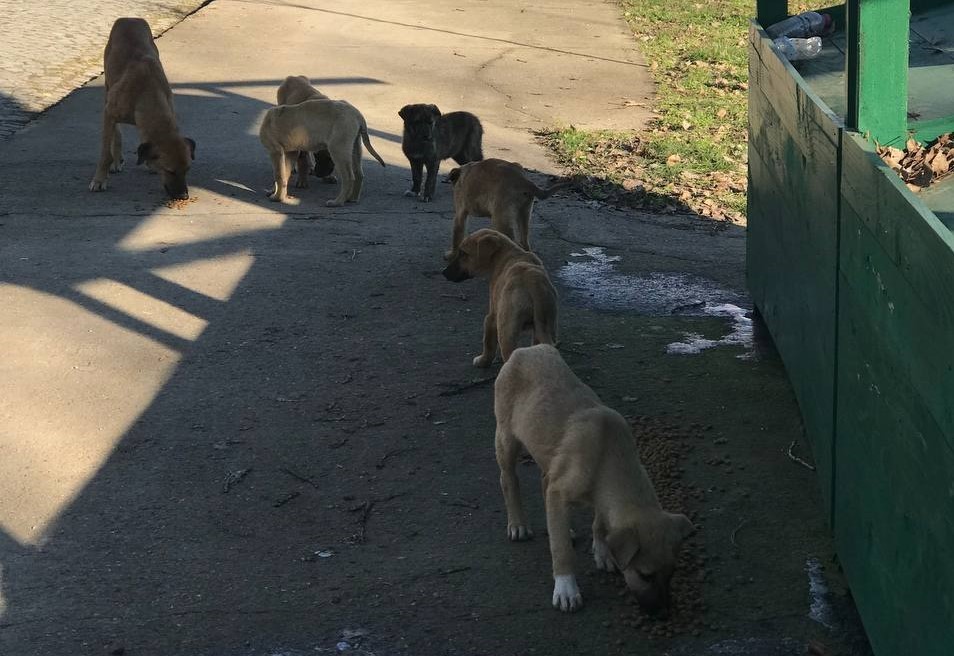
[
  {"left": 845, "top": 0, "right": 910, "bottom": 144},
  {"left": 756, "top": 0, "right": 788, "bottom": 28}
]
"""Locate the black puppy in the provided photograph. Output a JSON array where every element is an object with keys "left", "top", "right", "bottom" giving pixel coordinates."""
[{"left": 399, "top": 104, "right": 483, "bottom": 202}]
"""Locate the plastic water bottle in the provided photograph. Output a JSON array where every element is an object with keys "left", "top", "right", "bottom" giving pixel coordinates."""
[
  {"left": 766, "top": 11, "right": 833, "bottom": 38},
  {"left": 773, "top": 36, "right": 823, "bottom": 61}
]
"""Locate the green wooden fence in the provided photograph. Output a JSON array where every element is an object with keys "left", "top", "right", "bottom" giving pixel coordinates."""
[{"left": 748, "top": 2, "right": 954, "bottom": 652}]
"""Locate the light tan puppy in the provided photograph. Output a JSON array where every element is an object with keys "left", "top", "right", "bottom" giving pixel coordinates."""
[
  {"left": 494, "top": 344, "right": 694, "bottom": 614},
  {"left": 259, "top": 99, "right": 385, "bottom": 206},
  {"left": 442, "top": 229, "right": 558, "bottom": 367},
  {"left": 275, "top": 75, "right": 335, "bottom": 187},
  {"left": 90, "top": 18, "right": 195, "bottom": 199},
  {"left": 446, "top": 159, "right": 572, "bottom": 258}
]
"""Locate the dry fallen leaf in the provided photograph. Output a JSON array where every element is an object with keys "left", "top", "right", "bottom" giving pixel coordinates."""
[
  {"left": 716, "top": 108, "right": 728, "bottom": 119},
  {"left": 666, "top": 154, "right": 682, "bottom": 165}
]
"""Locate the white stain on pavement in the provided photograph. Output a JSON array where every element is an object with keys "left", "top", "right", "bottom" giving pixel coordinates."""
[
  {"left": 557, "top": 248, "right": 754, "bottom": 358},
  {"left": 806, "top": 557, "right": 835, "bottom": 628},
  {"left": 666, "top": 303, "right": 754, "bottom": 358}
]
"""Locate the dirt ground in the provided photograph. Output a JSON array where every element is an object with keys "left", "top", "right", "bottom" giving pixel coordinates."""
[{"left": 0, "top": 1, "right": 873, "bottom": 655}]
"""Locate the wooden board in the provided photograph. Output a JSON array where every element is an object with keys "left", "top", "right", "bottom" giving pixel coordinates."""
[
  {"left": 747, "top": 22, "right": 841, "bottom": 517},
  {"left": 837, "top": 136, "right": 954, "bottom": 653}
]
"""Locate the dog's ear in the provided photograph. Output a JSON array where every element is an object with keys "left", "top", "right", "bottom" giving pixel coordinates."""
[
  {"left": 398, "top": 105, "right": 412, "bottom": 121},
  {"left": 136, "top": 142, "right": 156, "bottom": 165},
  {"left": 473, "top": 231, "right": 503, "bottom": 261},
  {"left": 448, "top": 168, "right": 461, "bottom": 183},
  {"left": 427, "top": 104, "right": 442, "bottom": 118},
  {"left": 666, "top": 512, "right": 695, "bottom": 544},
  {"left": 185, "top": 137, "right": 196, "bottom": 160},
  {"left": 607, "top": 527, "right": 641, "bottom": 571}
]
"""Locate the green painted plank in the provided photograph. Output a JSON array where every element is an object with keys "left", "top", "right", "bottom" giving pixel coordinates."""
[
  {"left": 756, "top": 0, "right": 788, "bottom": 29},
  {"left": 835, "top": 256, "right": 954, "bottom": 655},
  {"left": 846, "top": 0, "right": 910, "bottom": 144},
  {"left": 749, "top": 24, "right": 843, "bottom": 148},
  {"left": 748, "top": 28, "right": 841, "bottom": 517},
  {"left": 839, "top": 202, "right": 954, "bottom": 449}
]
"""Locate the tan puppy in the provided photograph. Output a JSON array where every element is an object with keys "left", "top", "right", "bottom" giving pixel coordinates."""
[
  {"left": 90, "top": 18, "right": 195, "bottom": 199},
  {"left": 442, "top": 229, "right": 557, "bottom": 367},
  {"left": 446, "top": 159, "right": 572, "bottom": 258},
  {"left": 494, "top": 344, "right": 694, "bottom": 614},
  {"left": 275, "top": 75, "right": 335, "bottom": 187},
  {"left": 258, "top": 99, "right": 385, "bottom": 206}
]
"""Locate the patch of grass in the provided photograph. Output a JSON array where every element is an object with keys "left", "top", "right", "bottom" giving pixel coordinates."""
[{"left": 542, "top": 0, "right": 751, "bottom": 224}]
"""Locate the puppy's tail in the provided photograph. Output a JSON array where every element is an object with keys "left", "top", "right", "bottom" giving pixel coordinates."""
[
  {"left": 530, "top": 178, "right": 574, "bottom": 200},
  {"left": 359, "top": 122, "right": 386, "bottom": 167}
]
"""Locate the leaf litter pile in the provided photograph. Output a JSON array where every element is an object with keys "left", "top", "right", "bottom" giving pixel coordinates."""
[{"left": 878, "top": 133, "right": 954, "bottom": 192}]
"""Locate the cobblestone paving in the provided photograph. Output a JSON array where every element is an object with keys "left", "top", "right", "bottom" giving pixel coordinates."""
[{"left": 0, "top": 0, "right": 206, "bottom": 139}]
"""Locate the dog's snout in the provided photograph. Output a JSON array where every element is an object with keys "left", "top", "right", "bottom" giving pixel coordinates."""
[
  {"left": 165, "top": 184, "right": 189, "bottom": 200},
  {"left": 442, "top": 262, "right": 471, "bottom": 283}
]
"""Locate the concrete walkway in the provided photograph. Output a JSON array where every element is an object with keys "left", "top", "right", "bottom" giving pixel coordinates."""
[{"left": 0, "top": 2, "right": 868, "bottom": 655}]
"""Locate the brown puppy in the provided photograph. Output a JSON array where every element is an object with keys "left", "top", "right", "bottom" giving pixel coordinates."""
[
  {"left": 443, "top": 229, "right": 558, "bottom": 367},
  {"left": 90, "top": 18, "right": 195, "bottom": 199},
  {"left": 446, "top": 159, "right": 571, "bottom": 258},
  {"left": 494, "top": 344, "right": 694, "bottom": 613},
  {"left": 259, "top": 99, "right": 386, "bottom": 206},
  {"left": 275, "top": 75, "right": 336, "bottom": 187},
  {"left": 398, "top": 104, "right": 483, "bottom": 202}
]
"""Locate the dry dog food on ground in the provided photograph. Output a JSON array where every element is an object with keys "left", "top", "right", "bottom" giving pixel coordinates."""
[{"left": 627, "top": 415, "right": 704, "bottom": 636}]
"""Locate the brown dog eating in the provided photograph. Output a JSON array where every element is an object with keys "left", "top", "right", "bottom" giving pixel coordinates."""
[
  {"left": 493, "top": 344, "right": 694, "bottom": 613},
  {"left": 90, "top": 18, "right": 195, "bottom": 199},
  {"left": 442, "top": 229, "right": 558, "bottom": 367},
  {"left": 446, "top": 159, "right": 571, "bottom": 258}
]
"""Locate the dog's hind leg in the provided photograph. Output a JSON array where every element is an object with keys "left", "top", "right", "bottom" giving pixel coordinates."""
[
  {"left": 326, "top": 144, "right": 353, "bottom": 207},
  {"left": 496, "top": 426, "right": 533, "bottom": 541},
  {"left": 532, "top": 295, "right": 558, "bottom": 346},
  {"left": 516, "top": 203, "right": 533, "bottom": 251},
  {"left": 110, "top": 124, "right": 124, "bottom": 173},
  {"left": 348, "top": 134, "right": 364, "bottom": 202},
  {"left": 294, "top": 151, "right": 311, "bottom": 189},
  {"left": 497, "top": 313, "right": 522, "bottom": 363}
]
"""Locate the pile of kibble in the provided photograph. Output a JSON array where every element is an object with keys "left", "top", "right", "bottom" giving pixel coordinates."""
[{"left": 616, "top": 415, "right": 714, "bottom": 639}]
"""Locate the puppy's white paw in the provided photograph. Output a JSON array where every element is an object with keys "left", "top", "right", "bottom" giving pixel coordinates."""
[
  {"left": 89, "top": 179, "right": 107, "bottom": 192},
  {"left": 322, "top": 175, "right": 337, "bottom": 184},
  {"left": 507, "top": 524, "right": 533, "bottom": 541},
  {"left": 552, "top": 575, "right": 583, "bottom": 612},
  {"left": 473, "top": 354, "right": 492, "bottom": 368},
  {"left": 418, "top": 194, "right": 432, "bottom": 202},
  {"left": 404, "top": 189, "right": 418, "bottom": 197},
  {"left": 110, "top": 158, "right": 124, "bottom": 173},
  {"left": 592, "top": 536, "right": 615, "bottom": 571},
  {"left": 325, "top": 199, "right": 343, "bottom": 207}
]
